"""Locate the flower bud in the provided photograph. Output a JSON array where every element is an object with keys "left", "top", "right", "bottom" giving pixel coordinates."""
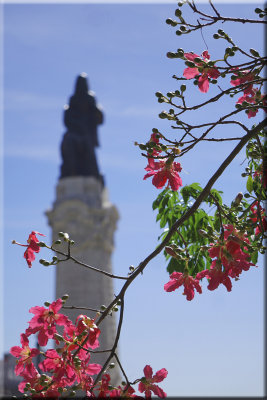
[
  {"left": 54, "top": 334, "right": 64, "bottom": 342},
  {"left": 63, "top": 233, "right": 69, "bottom": 241},
  {"left": 175, "top": 8, "right": 182, "bottom": 17},
  {"left": 109, "top": 362, "right": 115, "bottom": 369},
  {"left": 43, "top": 261, "right": 50, "bottom": 267},
  {"left": 198, "top": 229, "right": 208, "bottom": 237},
  {"left": 180, "top": 25, "right": 186, "bottom": 32},
  {"left": 100, "top": 305, "right": 106, "bottom": 311},
  {"left": 70, "top": 240, "right": 75, "bottom": 245},
  {"left": 54, "top": 239, "right": 62, "bottom": 245},
  {"left": 185, "top": 60, "right": 195, "bottom": 68},
  {"left": 180, "top": 84, "right": 186, "bottom": 92},
  {"left": 52, "top": 256, "right": 58, "bottom": 262},
  {"left": 113, "top": 306, "right": 119, "bottom": 312},
  {"left": 176, "top": 30, "right": 182, "bottom": 36},
  {"left": 217, "top": 29, "right": 224, "bottom": 35},
  {"left": 166, "top": 51, "right": 176, "bottom": 59},
  {"left": 37, "top": 241, "right": 46, "bottom": 247},
  {"left": 254, "top": 7, "right": 262, "bottom": 13},
  {"left": 166, "top": 18, "right": 178, "bottom": 27},
  {"left": 39, "top": 259, "right": 45, "bottom": 264},
  {"left": 44, "top": 301, "right": 50, "bottom": 307},
  {"left": 61, "top": 294, "right": 69, "bottom": 301},
  {"left": 58, "top": 232, "right": 65, "bottom": 237},
  {"left": 213, "top": 33, "right": 219, "bottom": 39},
  {"left": 159, "top": 112, "right": 168, "bottom": 119},
  {"left": 233, "top": 192, "right": 243, "bottom": 206},
  {"left": 250, "top": 48, "right": 260, "bottom": 57},
  {"left": 165, "top": 246, "right": 177, "bottom": 258}
]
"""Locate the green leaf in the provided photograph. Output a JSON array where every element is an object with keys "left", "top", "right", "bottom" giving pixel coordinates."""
[
  {"left": 251, "top": 251, "right": 258, "bottom": 264},
  {"left": 166, "top": 257, "right": 185, "bottom": 274},
  {"left": 246, "top": 175, "right": 253, "bottom": 193}
]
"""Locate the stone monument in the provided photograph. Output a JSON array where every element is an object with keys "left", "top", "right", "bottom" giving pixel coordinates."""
[{"left": 46, "top": 73, "right": 120, "bottom": 384}]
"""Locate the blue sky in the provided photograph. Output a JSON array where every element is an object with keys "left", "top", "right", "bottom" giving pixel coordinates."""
[{"left": 2, "top": 1, "right": 265, "bottom": 396}]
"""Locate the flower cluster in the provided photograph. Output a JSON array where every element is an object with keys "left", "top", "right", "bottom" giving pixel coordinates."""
[
  {"left": 10, "top": 297, "right": 167, "bottom": 398},
  {"left": 183, "top": 50, "right": 220, "bottom": 93},
  {"left": 231, "top": 69, "right": 267, "bottom": 118},
  {"left": 143, "top": 133, "right": 182, "bottom": 191},
  {"left": 196, "top": 225, "right": 255, "bottom": 291},
  {"left": 250, "top": 202, "right": 267, "bottom": 235},
  {"left": 164, "top": 225, "right": 257, "bottom": 300}
]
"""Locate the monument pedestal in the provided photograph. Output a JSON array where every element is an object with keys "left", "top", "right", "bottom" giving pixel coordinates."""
[{"left": 46, "top": 176, "right": 120, "bottom": 385}]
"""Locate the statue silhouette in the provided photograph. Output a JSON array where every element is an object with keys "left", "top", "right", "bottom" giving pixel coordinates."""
[{"left": 60, "top": 73, "right": 104, "bottom": 184}]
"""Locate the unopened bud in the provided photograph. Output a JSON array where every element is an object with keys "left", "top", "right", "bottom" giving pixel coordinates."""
[
  {"left": 185, "top": 60, "right": 195, "bottom": 68},
  {"left": 54, "top": 239, "right": 62, "bottom": 245},
  {"left": 63, "top": 233, "right": 69, "bottom": 241},
  {"left": 250, "top": 48, "right": 260, "bottom": 57},
  {"left": 43, "top": 261, "right": 50, "bottom": 267},
  {"left": 44, "top": 301, "right": 50, "bottom": 307},
  {"left": 165, "top": 246, "right": 177, "bottom": 258},
  {"left": 52, "top": 256, "right": 58, "bottom": 262},
  {"left": 109, "top": 362, "right": 115, "bottom": 369},
  {"left": 100, "top": 305, "right": 106, "bottom": 311},
  {"left": 70, "top": 240, "right": 75, "bottom": 245},
  {"left": 233, "top": 192, "right": 243, "bottom": 206},
  {"left": 54, "top": 334, "right": 64, "bottom": 342},
  {"left": 198, "top": 229, "right": 208, "bottom": 237},
  {"left": 58, "top": 232, "right": 65, "bottom": 237},
  {"left": 61, "top": 294, "right": 69, "bottom": 301}
]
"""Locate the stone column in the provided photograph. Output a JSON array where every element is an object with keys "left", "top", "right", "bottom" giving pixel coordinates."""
[{"left": 46, "top": 176, "right": 120, "bottom": 385}]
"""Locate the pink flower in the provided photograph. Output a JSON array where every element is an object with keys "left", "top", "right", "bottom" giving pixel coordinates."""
[
  {"left": 10, "top": 333, "right": 39, "bottom": 376},
  {"left": 13, "top": 231, "right": 45, "bottom": 267},
  {"left": 76, "top": 314, "right": 101, "bottom": 349},
  {"left": 138, "top": 365, "right": 168, "bottom": 399},
  {"left": 39, "top": 349, "right": 76, "bottom": 385},
  {"left": 230, "top": 69, "right": 255, "bottom": 93},
  {"left": 144, "top": 158, "right": 182, "bottom": 191},
  {"left": 164, "top": 271, "right": 202, "bottom": 300},
  {"left": 26, "top": 298, "right": 72, "bottom": 346},
  {"left": 183, "top": 50, "right": 220, "bottom": 93},
  {"left": 196, "top": 260, "right": 232, "bottom": 292},
  {"left": 250, "top": 202, "right": 267, "bottom": 235}
]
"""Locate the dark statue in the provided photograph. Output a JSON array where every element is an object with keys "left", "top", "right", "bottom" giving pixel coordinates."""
[{"left": 60, "top": 73, "right": 104, "bottom": 184}]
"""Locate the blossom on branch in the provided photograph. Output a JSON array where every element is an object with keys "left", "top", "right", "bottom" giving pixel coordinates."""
[
  {"left": 26, "top": 298, "right": 72, "bottom": 346},
  {"left": 164, "top": 271, "right": 202, "bottom": 301},
  {"left": 197, "top": 225, "right": 255, "bottom": 291},
  {"left": 183, "top": 51, "right": 220, "bottom": 93},
  {"left": 13, "top": 231, "right": 45, "bottom": 268},
  {"left": 10, "top": 333, "right": 39, "bottom": 377},
  {"left": 144, "top": 158, "right": 182, "bottom": 191},
  {"left": 138, "top": 365, "right": 168, "bottom": 399}
]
